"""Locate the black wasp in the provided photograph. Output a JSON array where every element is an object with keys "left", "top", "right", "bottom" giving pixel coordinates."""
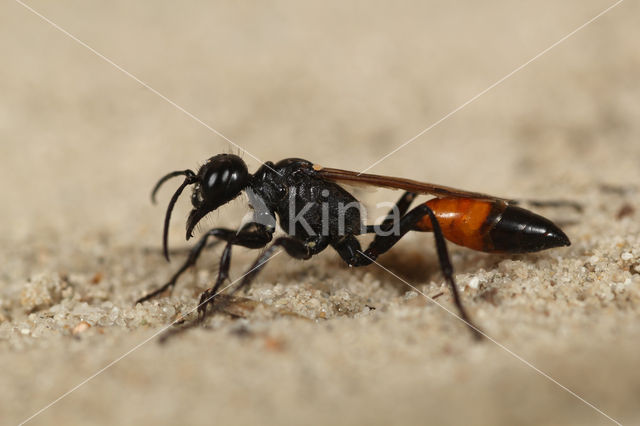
[{"left": 137, "top": 154, "right": 571, "bottom": 338}]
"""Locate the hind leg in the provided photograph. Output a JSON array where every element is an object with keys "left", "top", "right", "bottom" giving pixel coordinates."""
[
  {"left": 365, "top": 191, "right": 417, "bottom": 234},
  {"left": 333, "top": 204, "right": 482, "bottom": 339}
]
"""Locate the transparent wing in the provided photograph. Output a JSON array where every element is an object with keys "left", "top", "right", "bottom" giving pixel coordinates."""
[{"left": 314, "top": 165, "right": 512, "bottom": 203}]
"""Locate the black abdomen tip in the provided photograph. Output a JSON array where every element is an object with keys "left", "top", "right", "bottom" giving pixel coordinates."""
[{"left": 489, "top": 205, "right": 571, "bottom": 254}]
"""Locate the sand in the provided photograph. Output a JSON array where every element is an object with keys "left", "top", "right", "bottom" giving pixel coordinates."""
[{"left": 1, "top": 1, "right": 639, "bottom": 425}]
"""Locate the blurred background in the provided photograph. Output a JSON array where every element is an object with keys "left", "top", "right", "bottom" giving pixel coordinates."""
[
  {"left": 2, "top": 0, "right": 637, "bottom": 242},
  {"left": 1, "top": 1, "right": 639, "bottom": 425}
]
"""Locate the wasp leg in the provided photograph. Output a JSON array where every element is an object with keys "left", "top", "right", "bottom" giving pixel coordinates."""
[
  {"left": 197, "top": 241, "right": 234, "bottom": 321},
  {"left": 334, "top": 204, "right": 483, "bottom": 340},
  {"left": 136, "top": 231, "right": 221, "bottom": 305},
  {"left": 136, "top": 223, "right": 274, "bottom": 305},
  {"left": 197, "top": 236, "right": 329, "bottom": 322},
  {"left": 365, "top": 191, "right": 417, "bottom": 233}
]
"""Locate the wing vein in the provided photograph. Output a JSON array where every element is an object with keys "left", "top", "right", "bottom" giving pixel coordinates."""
[{"left": 315, "top": 166, "right": 511, "bottom": 203}]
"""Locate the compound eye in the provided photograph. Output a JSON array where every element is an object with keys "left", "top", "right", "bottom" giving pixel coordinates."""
[
  {"left": 203, "top": 166, "right": 245, "bottom": 198},
  {"left": 203, "top": 169, "right": 226, "bottom": 197},
  {"left": 226, "top": 169, "right": 244, "bottom": 192}
]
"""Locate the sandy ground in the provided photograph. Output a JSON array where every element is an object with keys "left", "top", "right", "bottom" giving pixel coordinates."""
[{"left": 1, "top": 1, "right": 639, "bottom": 425}]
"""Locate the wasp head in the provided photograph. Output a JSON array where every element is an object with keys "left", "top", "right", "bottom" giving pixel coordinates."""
[
  {"left": 152, "top": 153, "right": 249, "bottom": 261},
  {"left": 186, "top": 154, "right": 249, "bottom": 239}
]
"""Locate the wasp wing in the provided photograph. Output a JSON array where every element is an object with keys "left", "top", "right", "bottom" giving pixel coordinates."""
[{"left": 313, "top": 165, "right": 513, "bottom": 203}]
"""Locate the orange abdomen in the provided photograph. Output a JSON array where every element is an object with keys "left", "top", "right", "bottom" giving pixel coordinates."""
[
  {"left": 415, "top": 198, "right": 501, "bottom": 251},
  {"left": 413, "top": 198, "right": 571, "bottom": 254}
]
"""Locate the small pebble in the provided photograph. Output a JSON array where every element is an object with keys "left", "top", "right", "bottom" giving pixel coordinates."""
[
  {"left": 72, "top": 321, "right": 91, "bottom": 335},
  {"left": 468, "top": 277, "right": 480, "bottom": 290}
]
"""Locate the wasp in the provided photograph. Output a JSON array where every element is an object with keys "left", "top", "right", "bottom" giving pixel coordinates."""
[{"left": 137, "top": 154, "right": 571, "bottom": 338}]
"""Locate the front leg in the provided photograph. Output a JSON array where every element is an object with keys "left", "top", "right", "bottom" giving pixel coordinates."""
[
  {"left": 197, "top": 241, "right": 234, "bottom": 321},
  {"left": 198, "top": 236, "right": 330, "bottom": 322},
  {"left": 136, "top": 222, "right": 274, "bottom": 305},
  {"left": 235, "top": 236, "right": 329, "bottom": 293}
]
